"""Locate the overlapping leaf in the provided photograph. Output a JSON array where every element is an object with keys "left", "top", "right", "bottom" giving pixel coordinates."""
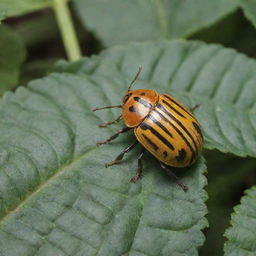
[
  {"left": 0, "top": 25, "right": 26, "bottom": 95},
  {"left": 240, "top": 0, "right": 256, "bottom": 28},
  {"left": 73, "top": 0, "right": 238, "bottom": 46},
  {"left": 0, "top": 0, "right": 53, "bottom": 18},
  {"left": 0, "top": 41, "right": 210, "bottom": 256},
  {"left": 224, "top": 186, "right": 256, "bottom": 256}
]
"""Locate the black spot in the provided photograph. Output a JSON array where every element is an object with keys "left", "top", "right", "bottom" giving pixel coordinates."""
[
  {"left": 192, "top": 121, "right": 203, "bottom": 139},
  {"left": 163, "top": 151, "right": 168, "bottom": 158},
  {"left": 140, "top": 92, "right": 146, "bottom": 96},
  {"left": 176, "top": 148, "right": 186, "bottom": 162},
  {"left": 129, "top": 106, "right": 136, "bottom": 112}
]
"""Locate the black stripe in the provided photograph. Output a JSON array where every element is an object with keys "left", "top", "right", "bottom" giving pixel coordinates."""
[
  {"left": 140, "top": 123, "right": 174, "bottom": 151},
  {"left": 163, "top": 94, "right": 194, "bottom": 118},
  {"left": 148, "top": 114, "right": 173, "bottom": 138},
  {"left": 134, "top": 97, "right": 152, "bottom": 108},
  {"left": 192, "top": 121, "right": 203, "bottom": 140},
  {"left": 156, "top": 103, "right": 198, "bottom": 155},
  {"left": 142, "top": 134, "right": 159, "bottom": 151},
  {"left": 154, "top": 109, "right": 196, "bottom": 164},
  {"left": 162, "top": 99, "right": 185, "bottom": 118}
]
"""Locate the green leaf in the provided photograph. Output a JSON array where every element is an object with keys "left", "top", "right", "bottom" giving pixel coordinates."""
[
  {"left": 0, "top": 70, "right": 207, "bottom": 254},
  {"left": 224, "top": 186, "right": 256, "bottom": 256},
  {"left": 73, "top": 0, "right": 238, "bottom": 47},
  {"left": 201, "top": 150, "right": 256, "bottom": 255},
  {"left": 0, "top": 0, "right": 53, "bottom": 18},
  {"left": 0, "top": 11, "right": 5, "bottom": 22},
  {"left": 56, "top": 40, "right": 256, "bottom": 158},
  {"left": 0, "top": 25, "right": 26, "bottom": 95},
  {"left": 240, "top": 0, "right": 256, "bottom": 28}
]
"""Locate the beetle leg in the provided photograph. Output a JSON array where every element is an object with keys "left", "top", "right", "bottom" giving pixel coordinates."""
[
  {"left": 130, "top": 148, "right": 146, "bottom": 183},
  {"left": 99, "top": 115, "right": 122, "bottom": 128},
  {"left": 190, "top": 104, "right": 200, "bottom": 112},
  {"left": 97, "top": 127, "right": 131, "bottom": 145},
  {"left": 92, "top": 105, "right": 122, "bottom": 111},
  {"left": 105, "top": 141, "right": 138, "bottom": 167},
  {"left": 160, "top": 162, "right": 188, "bottom": 192}
]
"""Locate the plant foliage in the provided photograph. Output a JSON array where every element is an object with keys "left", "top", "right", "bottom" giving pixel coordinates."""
[
  {"left": 0, "top": 0, "right": 53, "bottom": 18},
  {"left": 0, "top": 41, "right": 211, "bottom": 256},
  {"left": 73, "top": 0, "right": 238, "bottom": 46},
  {"left": 0, "top": 1, "right": 256, "bottom": 255},
  {"left": 240, "top": 0, "right": 256, "bottom": 28},
  {"left": 224, "top": 186, "right": 256, "bottom": 256},
  {"left": 0, "top": 25, "right": 26, "bottom": 95}
]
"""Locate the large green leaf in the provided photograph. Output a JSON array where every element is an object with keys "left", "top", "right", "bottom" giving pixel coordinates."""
[
  {"left": 72, "top": 0, "right": 238, "bottom": 47},
  {"left": 56, "top": 40, "right": 256, "bottom": 158},
  {"left": 240, "top": 0, "right": 256, "bottom": 28},
  {"left": 0, "top": 0, "right": 53, "bottom": 18},
  {"left": 0, "top": 41, "right": 209, "bottom": 255},
  {"left": 0, "top": 25, "right": 26, "bottom": 95},
  {"left": 224, "top": 186, "right": 256, "bottom": 256}
]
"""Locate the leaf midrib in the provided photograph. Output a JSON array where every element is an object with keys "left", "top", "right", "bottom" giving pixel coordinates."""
[
  {"left": 0, "top": 145, "right": 98, "bottom": 225},
  {"left": 156, "top": 0, "right": 168, "bottom": 38}
]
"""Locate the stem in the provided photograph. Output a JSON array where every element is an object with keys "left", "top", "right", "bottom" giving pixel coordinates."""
[{"left": 53, "top": 0, "right": 81, "bottom": 61}]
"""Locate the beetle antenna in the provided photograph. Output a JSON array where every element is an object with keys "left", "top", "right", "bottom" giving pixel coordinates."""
[{"left": 128, "top": 66, "right": 142, "bottom": 91}]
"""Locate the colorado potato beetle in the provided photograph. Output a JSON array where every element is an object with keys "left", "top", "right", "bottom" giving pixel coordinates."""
[{"left": 93, "top": 68, "right": 203, "bottom": 191}]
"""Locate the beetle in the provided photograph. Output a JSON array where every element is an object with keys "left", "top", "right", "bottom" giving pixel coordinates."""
[{"left": 93, "top": 67, "right": 203, "bottom": 191}]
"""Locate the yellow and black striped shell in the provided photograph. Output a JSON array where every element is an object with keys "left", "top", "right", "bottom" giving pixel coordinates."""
[{"left": 122, "top": 89, "right": 203, "bottom": 167}]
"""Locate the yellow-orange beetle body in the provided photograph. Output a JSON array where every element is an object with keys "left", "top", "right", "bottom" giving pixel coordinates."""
[
  {"left": 93, "top": 68, "right": 203, "bottom": 191},
  {"left": 122, "top": 89, "right": 203, "bottom": 168}
]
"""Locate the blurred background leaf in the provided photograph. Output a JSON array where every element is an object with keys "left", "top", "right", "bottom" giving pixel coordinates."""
[
  {"left": 0, "top": 24, "right": 26, "bottom": 95},
  {"left": 0, "top": 0, "right": 53, "bottom": 18},
  {"left": 200, "top": 150, "right": 256, "bottom": 255},
  {"left": 72, "top": 0, "right": 239, "bottom": 47},
  {"left": 239, "top": 0, "right": 256, "bottom": 28},
  {"left": 224, "top": 186, "right": 256, "bottom": 255},
  {"left": 190, "top": 9, "right": 256, "bottom": 58}
]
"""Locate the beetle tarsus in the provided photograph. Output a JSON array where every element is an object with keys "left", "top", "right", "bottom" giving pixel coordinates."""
[
  {"left": 179, "top": 183, "right": 188, "bottom": 192},
  {"left": 105, "top": 160, "right": 120, "bottom": 167},
  {"left": 130, "top": 173, "right": 141, "bottom": 183},
  {"left": 130, "top": 148, "right": 145, "bottom": 183},
  {"left": 105, "top": 141, "right": 138, "bottom": 167},
  {"left": 160, "top": 162, "right": 188, "bottom": 192},
  {"left": 190, "top": 104, "right": 200, "bottom": 112},
  {"left": 96, "top": 140, "right": 108, "bottom": 145}
]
